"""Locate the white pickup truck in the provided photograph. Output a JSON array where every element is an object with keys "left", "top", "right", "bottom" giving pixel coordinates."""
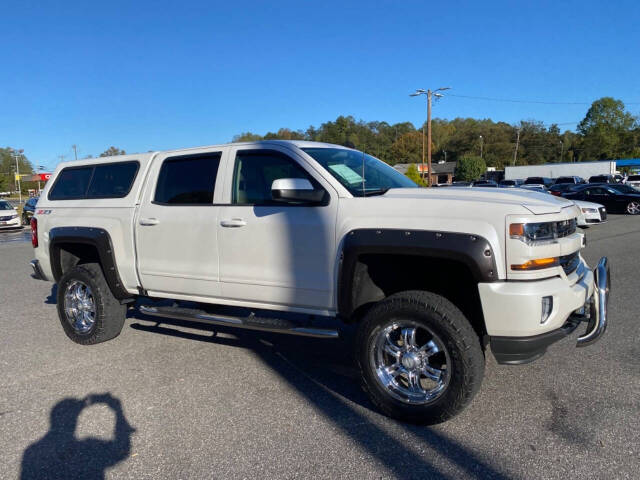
[{"left": 29, "top": 140, "right": 610, "bottom": 424}]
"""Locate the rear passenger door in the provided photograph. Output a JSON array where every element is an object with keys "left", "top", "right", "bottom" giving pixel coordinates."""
[{"left": 135, "top": 149, "right": 227, "bottom": 298}]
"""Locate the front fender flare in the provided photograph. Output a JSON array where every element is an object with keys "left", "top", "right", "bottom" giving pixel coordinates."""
[{"left": 337, "top": 229, "right": 498, "bottom": 317}]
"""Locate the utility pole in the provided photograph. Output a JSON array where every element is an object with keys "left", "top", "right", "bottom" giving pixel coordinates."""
[
  {"left": 479, "top": 135, "right": 484, "bottom": 159},
  {"left": 443, "top": 150, "right": 447, "bottom": 162},
  {"left": 560, "top": 141, "right": 564, "bottom": 162},
  {"left": 10, "top": 148, "right": 24, "bottom": 205},
  {"left": 512, "top": 128, "right": 521, "bottom": 166},
  {"left": 72, "top": 145, "right": 78, "bottom": 160},
  {"left": 410, "top": 87, "right": 450, "bottom": 186}
]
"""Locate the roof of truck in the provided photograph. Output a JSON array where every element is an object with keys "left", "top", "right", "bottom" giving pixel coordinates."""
[
  {"left": 50, "top": 140, "right": 354, "bottom": 173},
  {"left": 55, "top": 140, "right": 350, "bottom": 169}
]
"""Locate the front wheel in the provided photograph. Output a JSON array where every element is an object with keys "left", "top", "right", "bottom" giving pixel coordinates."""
[
  {"left": 56, "top": 263, "right": 127, "bottom": 345},
  {"left": 626, "top": 201, "right": 640, "bottom": 215},
  {"left": 356, "top": 290, "right": 485, "bottom": 424}
]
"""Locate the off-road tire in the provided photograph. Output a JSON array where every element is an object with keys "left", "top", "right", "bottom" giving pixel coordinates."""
[
  {"left": 356, "top": 290, "right": 485, "bottom": 424},
  {"left": 56, "top": 262, "right": 127, "bottom": 345}
]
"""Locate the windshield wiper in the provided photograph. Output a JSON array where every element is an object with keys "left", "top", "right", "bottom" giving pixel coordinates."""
[{"left": 361, "top": 188, "right": 390, "bottom": 197}]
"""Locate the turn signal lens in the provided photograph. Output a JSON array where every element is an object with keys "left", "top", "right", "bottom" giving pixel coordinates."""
[
  {"left": 509, "top": 223, "right": 525, "bottom": 237},
  {"left": 511, "top": 257, "right": 559, "bottom": 271}
]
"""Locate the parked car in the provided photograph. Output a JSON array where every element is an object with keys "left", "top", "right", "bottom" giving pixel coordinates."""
[
  {"left": 499, "top": 179, "right": 523, "bottom": 187},
  {"left": 588, "top": 174, "right": 618, "bottom": 184},
  {"left": 554, "top": 176, "right": 585, "bottom": 185},
  {"left": 572, "top": 200, "right": 607, "bottom": 226},
  {"left": 0, "top": 200, "right": 21, "bottom": 229},
  {"left": 519, "top": 185, "right": 547, "bottom": 192},
  {"left": 523, "top": 176, "right": 554, "bottom": 188},
  {"left": 22, "top": 196, "right": 39, "bottom": 225},
  {"left": 471, "top": 179, "right": 498, "bottom": 187},
  {"left": 548, "top": 183, "right": 580, "bottom": 196},
  {"left": 449, "top": 181, "right": 472, "bottom": 187},
  {"left": 625, "top": 174, "right": 640, "bottom": 188},
  {"left": 29, "top": 140, "right": 609, "bottom": 424},
  {"left": 562, "top": 183, "right": 640, "bottom": 214}
]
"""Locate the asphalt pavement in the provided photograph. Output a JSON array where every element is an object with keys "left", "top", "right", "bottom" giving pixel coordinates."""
[{"left": 1, "top": 216, "right": 639, "bottom": 479}]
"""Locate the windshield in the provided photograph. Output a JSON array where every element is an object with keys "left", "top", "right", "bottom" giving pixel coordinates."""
[
  {"left": 301, "top": 147, "right": 417, "bottom": 196},
  {"left": 0, "top": 201, "right": 14, "bottom": 210}
]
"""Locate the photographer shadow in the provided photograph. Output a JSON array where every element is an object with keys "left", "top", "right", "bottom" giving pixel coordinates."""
[{"left": 20, "top": 393, "right": 135, "bottom": 480}]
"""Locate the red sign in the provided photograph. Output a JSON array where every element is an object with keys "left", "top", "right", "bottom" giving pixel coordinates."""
[{"left": 27, "top": 173, "right": 52, "bottom": 182}]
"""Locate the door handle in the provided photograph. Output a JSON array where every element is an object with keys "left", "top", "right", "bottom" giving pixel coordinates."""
[
  {"left": 220, "top": 218, "right": 247, "bottom": 228},
  {"left": 139, "top": 218, "right": 160, "bottom": 226}
]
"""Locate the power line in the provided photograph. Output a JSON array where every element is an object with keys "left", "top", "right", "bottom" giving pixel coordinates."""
[{"left": 447, "top": 94, "right": 640, "bottom": 106}]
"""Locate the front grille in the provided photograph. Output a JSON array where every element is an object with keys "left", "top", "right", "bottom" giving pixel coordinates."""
[
  {"left": 599, "top": 207, "right": 607, "bottom": 221},
  {"left": 0, "top": 215, "right": 14, "bottom": 221},
  {"left": 559, "top": 251, "right": 580, "bottom": 275},
  {"left": 556, "top": 218, "right": 577, "bottom": 238}
]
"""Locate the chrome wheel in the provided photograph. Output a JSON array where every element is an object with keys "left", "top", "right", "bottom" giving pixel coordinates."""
[
  {"left": 63, "top": 280, "right": 96, "bottom": 334},
  {"left": 371, "top": 321, "right": 451, "bottom": 404},
  {"left": 627, "top": 201, "right": 640, "bottom": 215}
]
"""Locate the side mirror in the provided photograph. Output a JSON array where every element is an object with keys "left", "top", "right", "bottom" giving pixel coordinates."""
[{"left": 271, "top": 178, "right": 324, "bottom": 203}]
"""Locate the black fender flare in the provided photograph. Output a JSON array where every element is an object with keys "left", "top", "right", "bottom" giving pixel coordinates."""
[
  {"left": 337, "top": 228, "right": 498, "bottom": 318},
  {"left": 49, "top": 227, "right": 132, "bottom": 300}
]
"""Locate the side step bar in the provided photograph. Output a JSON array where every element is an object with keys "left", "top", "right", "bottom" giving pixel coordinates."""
[{"left": 138, "top": 305, "right": 339, "bottom": 339}]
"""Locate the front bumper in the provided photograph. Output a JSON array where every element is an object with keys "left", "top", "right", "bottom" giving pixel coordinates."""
[
  {"left": 488, "top": 257, "right": 610, "bottom": 364},
  {"left": 0, "top": 217, "right": 21, "bottom": 229}
]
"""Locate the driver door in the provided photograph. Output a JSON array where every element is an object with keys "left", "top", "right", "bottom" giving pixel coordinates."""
[{"left": 218, "top": 146, "right": 338, "bottom": 311}]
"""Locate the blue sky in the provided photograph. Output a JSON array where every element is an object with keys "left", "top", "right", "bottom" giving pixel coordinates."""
[{"left": 2, "top": 0, "right": 639, "bottom": 169}]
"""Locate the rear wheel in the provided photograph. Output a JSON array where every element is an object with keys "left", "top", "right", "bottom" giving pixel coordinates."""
[
  {"left": 356, "top": 290, "right": 484, "bottom": 424},
  {"left": 626, "top": 201, "right": 640, "bottom": 215},
  {"left": 56, "top": 263, "right": 127, "bottom": 345}
]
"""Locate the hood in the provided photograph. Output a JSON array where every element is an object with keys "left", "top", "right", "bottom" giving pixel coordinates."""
[
  {"left": 383, "top": 187, "right": 572, "bottom": 215},
  {"left": 572, "top": 199, "right": 603, "bottom": 209}
]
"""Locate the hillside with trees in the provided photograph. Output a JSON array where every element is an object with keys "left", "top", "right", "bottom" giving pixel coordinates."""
[{"left": 233, "top": 97, "right": 640, "bottom": 170}]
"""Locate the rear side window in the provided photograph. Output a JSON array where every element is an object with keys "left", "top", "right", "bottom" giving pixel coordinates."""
[
  {"left": 154, "top": 153, "right": 221, "bottom": 205},
  {"left": 87, "top": 162, "right": 139, "bottom": 198},
  {"left": 48, "top": 161, "right": 139, "bottom": 200},
  {"left": 48, "top": 167, "right": 93, "bottom": 200}
]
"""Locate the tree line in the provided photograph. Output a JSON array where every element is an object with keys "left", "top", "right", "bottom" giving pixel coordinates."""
[
  {"left": 233, "top": 97, "right": 640, "bottom": 170},
  {"left": 3, "top": 97, "right": 638, "bottom": 192}
]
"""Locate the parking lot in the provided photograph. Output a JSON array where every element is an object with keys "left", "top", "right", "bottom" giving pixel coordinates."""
[{"left": 1, "top": 216, "right": 638, "bottom": 480}]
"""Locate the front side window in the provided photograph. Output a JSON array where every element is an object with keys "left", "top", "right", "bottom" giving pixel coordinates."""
[
  {"left": 301, "top": 148, "right": 417, "bottom": 196},
  {"left": 154, "top": 153, "right": 221, "bottom": 205},
  {"left": 232, "top": 150, "right": 320, "bottom": 205}
]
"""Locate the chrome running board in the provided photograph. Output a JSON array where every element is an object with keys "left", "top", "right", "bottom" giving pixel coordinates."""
[{"left": 138, "top": 305, "right": 339, "bottom": 339}]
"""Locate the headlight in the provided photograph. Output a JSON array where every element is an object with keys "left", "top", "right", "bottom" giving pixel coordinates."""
[
  {"left": 9, "top": 214, "right": 18, "bottom": 219},
  {"left": 509, "top": 219, "right": 576, "bottom": 245},
  {"left": 581, "top": 208, "right": 597, "bottom": 213}
]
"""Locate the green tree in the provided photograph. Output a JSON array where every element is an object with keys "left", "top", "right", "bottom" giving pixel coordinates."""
[
  {"left": 455, "top": 155, "right": 486, "bottom": 181},
  {"left": 405, "top": 164, "right": 426, "bottom": 186},
  {"left": 390, "top": 131, "right": 423, "bottom": 164},
  {"left": 578, "top": 97, "right": 638, "bottom": 160},
  {"left": 232, "top": 132, "right": 263, "bottom": 142},
  {"left": 100, "top": 146, "right": 126, "bottom": 157},
  {"left": 0, "top": 147, "right": 34, "bottom": 193}
]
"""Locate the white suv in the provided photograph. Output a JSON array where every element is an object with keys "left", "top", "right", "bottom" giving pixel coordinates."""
[{"left": 29, "top": 140, "right": 610, "bottom": 424}]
